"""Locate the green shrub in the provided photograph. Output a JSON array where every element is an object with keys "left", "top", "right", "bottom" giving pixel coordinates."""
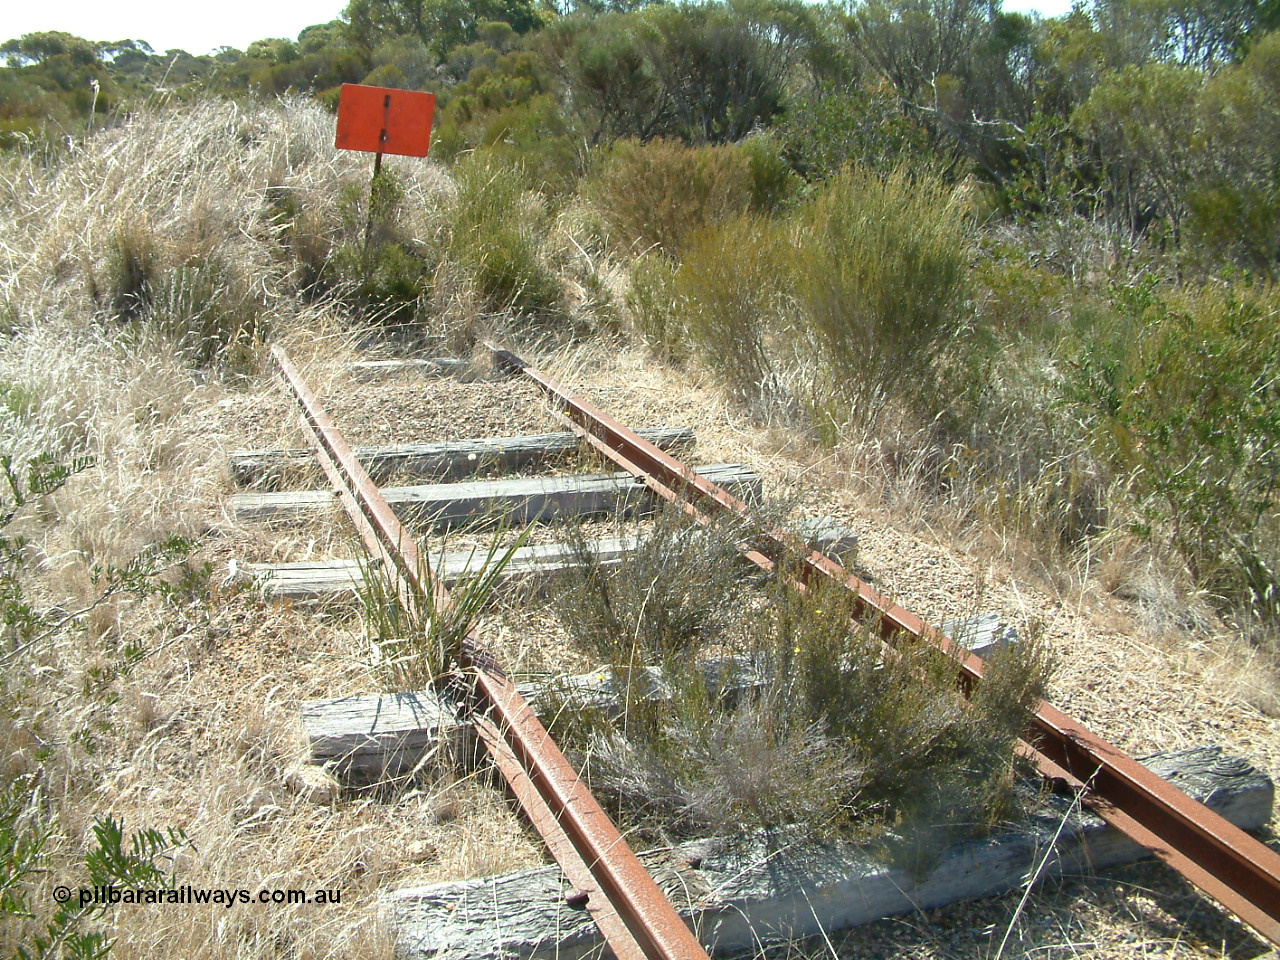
[
  {"left": 789, "top": 166, "right": 972, "bottom": 419},
  {"left": 645, "top": 165, "right": 972, "bottom": 428},
  {"left": 323, "top": 172, "right": 436, "bottom": 324},
  {"left": 586, "top": 138, "right": 753, "bottom": 257},
  {"left": 780, "top": 84, "right": 932, "bottom": 181},
  {"left": 757, "top": 578, "right": 1050, "bottom": 863},
  {"left": 972, "top": 252, "right": 1070, "bottom": 340},
  {"left": 1069, "top": 280, "right": 1280, "bottom": 616},
  {"left": 466, "top": 229, "right": 564, "bottom": 319},
  {"left": 449, "top": 154, "right": 563, "bottom": 320},
  {"left": 0, "top": 381, "right": 41, "bottom": 421},
  {"left": 2, "top": 797, "right": 187, "bottom": 960},
  {"left": 552, "top": 506, "right": 749, "bottom": 666},
  {"left": 1187, "top": 33, "right": 1280, "bottom": 277},
  {"left": 327, "top": 241, "right": 431, "bottom": 324},
  {"left": 675, "top": 215, "right": 786, "bottom": 406},
  {"left": 623, "top": 251, "right": 685, "bottom": 361},
  {"left": 549, "top": 519, "right": 1051, "bottom": 852},
  {"left": 449, "top": 95, "right": 584, "bottom": 195},
  {"left": 737, "top": 135, "right": 800, "bottom": 213},
  {"left": 1188, "top": 184, "right": 1280, "bottom": 279}
]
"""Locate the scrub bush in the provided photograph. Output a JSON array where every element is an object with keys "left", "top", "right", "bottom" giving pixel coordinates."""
[
  {"left": 448, "top": 154, "right": 564, "bottom": 320},
  {"left": 586, "top": 138, "right": 753, "bottom": 257},
  {"left": 549, "top": 510, "right": 1051, "bottom": 855}
]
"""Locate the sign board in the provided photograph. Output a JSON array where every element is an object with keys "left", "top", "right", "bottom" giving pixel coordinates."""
[{"left": 335, "top": 84, "right": 436, "bottom": 158}]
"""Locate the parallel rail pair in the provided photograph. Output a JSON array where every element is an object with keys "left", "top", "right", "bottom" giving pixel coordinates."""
[{"left": 273, "top": 342, "right": 1280, "bottom": 958}]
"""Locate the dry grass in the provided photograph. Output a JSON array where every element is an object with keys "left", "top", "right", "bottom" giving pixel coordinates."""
[{"left": 0, "top": 101, "right": 544, "bottom": 960}]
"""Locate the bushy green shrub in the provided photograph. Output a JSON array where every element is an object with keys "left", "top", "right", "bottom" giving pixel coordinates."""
[
  {"left": 624, "top": 251, "right": 685, "bottom": 361},
  {"left": 323, "top": 172, "right": 436, "bottom": 325},
  {"left": 972, "top": 252, "right": 1070, "bottom": 340},
  {"left": 477, "top": 96, "right": 584, "bottom": 193},
  {"left": 676, "top": 215, "right": 786, "bottom": 406},
  {"left": 1186, "top": 32, "right": 1280, "bottom": 277},
  {"left": 552, "top": 506, "right": 749, "bottom": 666},
  {"left": 438, "top": 95, "right": 583, "bottom": 194},
  {"left": 585, "top": 138, "right": 753, "bottom": 257},
  {"left": 790, "top": 166, "right": 971, "bottom": 418},
  {"left": 2, "top": 798, "right": 187, "bottom": 960},
  {"left": 780, "top": 83, "right": 932, "bottom": 181},
  {"left": 661, "top": 164, "right": 972, "bottom": 428},
  {"left": 1069, "top": 280, "right": 1280, "bottom": 616},
  {"left": 326, "top": 241, "right": 431, "bottom": 324},
  {"left": 757, "top": 578, "right": 1049, "bottom": 862},
  {"left": 448, "top": 153, "right": 563, "bottom": 320},
  {"left": 737, "top": 135, "right": 800, "bottom": 213}
]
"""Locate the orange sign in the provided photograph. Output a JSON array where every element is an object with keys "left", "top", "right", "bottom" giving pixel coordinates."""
[{"left": 335, "top": 84, "right": 436, "bottom": 158}]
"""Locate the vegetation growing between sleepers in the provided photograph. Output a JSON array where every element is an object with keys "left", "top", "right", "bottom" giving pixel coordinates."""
[{"left": 547, "top": 507, "right": 1052, "bottom": 864}]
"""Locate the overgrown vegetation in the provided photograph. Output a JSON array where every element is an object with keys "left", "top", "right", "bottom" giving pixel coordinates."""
[
  {"left": 360, "top": 522, "right": 533, "bottom": 690},
  {"left": 325, "top": 172, "right": 437, "bottom": 324},
  {"left": 0, "top": 453, "right": 196, "bottom": 959},
  {"left": 448, "top": 155, "right": 564, "bottom": 320},
  {"left": 2, "top": 808, "right": 188, "bottom": 960},
  {"left": 548, "top": 509, "right": 1051, "bottom": 861},
  {"left": 1069, "top": 281, "right": 1280, "bottom": 615},
  {"left": 2, "top": 0, "right": 1280, "bottom": 951},
  {"left": 0, "top": 100, "right": 433, "bottom": 959}
]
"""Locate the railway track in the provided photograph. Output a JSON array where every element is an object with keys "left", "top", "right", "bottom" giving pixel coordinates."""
[{"left": 259, "top": 343, "right": 1280, "bottom": 957}]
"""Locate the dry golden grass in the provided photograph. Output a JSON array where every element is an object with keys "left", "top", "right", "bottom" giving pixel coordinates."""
[{"left": 0, "top": 100, "right": 545, "bottom": 960}]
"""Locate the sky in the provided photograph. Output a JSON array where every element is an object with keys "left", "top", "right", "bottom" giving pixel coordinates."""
[
  {"left": 3, "top": 0, "right": 1075, "bottom": 58},
  {"left": 3, "top": 2, "right": 352, "bottom": 56}
]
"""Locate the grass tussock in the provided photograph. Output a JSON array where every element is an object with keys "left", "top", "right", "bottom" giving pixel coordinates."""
[
  {"left": 791, "top": 166, "right": 971, "bottom": 419},
  {"left": 359, "top": 523, "right": 533, "bottom": 691},
  {"left": 548, "top": 507, "right": 1052, "bottom": 861}
]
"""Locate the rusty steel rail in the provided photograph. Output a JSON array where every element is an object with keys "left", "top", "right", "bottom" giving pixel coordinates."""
[
  {"left": 270, "top": 346, "right": 711, "bottom": 960},
  {"left": 487, "top": 342, "right": 1280, "bottom": 948}
]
